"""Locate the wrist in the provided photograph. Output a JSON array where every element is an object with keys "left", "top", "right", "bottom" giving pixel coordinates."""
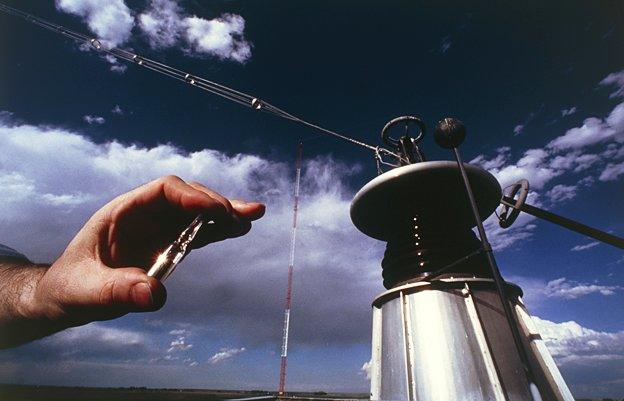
[
  {"left": 0, "top": 262, "right": 54, "bottom": 348},
  {"left": 14, "top": 264, "right": 50, "bottom": 321}
]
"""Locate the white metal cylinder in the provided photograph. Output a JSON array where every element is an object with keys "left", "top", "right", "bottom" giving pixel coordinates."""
[{"left": 369, "top": 278, "right": 574, "bottom": 401}]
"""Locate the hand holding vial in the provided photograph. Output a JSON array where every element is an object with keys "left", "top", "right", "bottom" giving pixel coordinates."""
[{"left": 0, "top": 176, "right": 264, "bottom": 348}]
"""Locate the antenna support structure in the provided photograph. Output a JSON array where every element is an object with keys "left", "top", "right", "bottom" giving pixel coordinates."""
[
  {"left": 277, "top": 142, "right": 303, "bottom": 397},
  {"left": 351, "top": 116, "right": 576, "bottom": 401}
]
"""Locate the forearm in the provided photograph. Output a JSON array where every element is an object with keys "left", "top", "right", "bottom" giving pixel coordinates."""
[{"left": 0, "top": 261, "right": 60, "bottom": 348}]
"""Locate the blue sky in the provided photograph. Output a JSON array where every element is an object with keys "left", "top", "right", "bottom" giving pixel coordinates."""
[{"left": 0, "top": 0, "right": 623, "bottom": 398}]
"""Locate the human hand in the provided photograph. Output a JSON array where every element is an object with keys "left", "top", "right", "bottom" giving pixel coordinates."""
[{"left": 12, "top": 176, "right": 264, "bottom": 336}]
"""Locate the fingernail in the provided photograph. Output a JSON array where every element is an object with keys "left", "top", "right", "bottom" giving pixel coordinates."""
[{"left": 131, "top": 282, "right": 153, "bottom": 309}]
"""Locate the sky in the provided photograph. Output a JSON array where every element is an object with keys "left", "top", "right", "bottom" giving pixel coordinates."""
[{"left": 0, "top": 0, "right": 623, "bottom": 398}]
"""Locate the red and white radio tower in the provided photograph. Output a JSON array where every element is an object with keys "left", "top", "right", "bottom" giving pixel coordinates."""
[{"left": 278, "top": 142, "right": 303, "bottom": 397}]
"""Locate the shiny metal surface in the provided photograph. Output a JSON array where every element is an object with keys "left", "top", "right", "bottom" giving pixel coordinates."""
[
  {"left": 369, "top": 278, "right": 574, "bottom": 401},
  {"left": 379, "top": 293, "right": 409, "bottom": 400}
]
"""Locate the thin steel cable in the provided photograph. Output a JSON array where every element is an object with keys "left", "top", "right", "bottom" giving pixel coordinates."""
[{"left": 0, "top": 2, "right": 401, "bottom": 160}]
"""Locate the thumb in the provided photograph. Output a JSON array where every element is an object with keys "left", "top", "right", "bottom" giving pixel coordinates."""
[{"left": 93, "top": 267, "right": 167, "bottom": 313}]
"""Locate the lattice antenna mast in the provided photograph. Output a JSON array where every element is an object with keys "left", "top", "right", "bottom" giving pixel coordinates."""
[{"left": 278, "top": 142, "right": 303, "bottom": 397}]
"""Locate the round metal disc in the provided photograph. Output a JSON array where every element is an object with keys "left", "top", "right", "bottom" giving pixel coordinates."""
[{"left": 350, "top": 161, "right": 502, "bottom": 241}]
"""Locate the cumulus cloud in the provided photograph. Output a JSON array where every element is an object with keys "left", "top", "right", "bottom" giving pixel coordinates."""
[
  {"left": 470, "top": 146, "right": 510, "bottom": 170},
  {"left": 470, "top": 70, "right": 624, "bottom": 246},
  {"left": 472, "top": 147, "right": 558, "bottom": 190},
  {"left": 0, "top": 322, "right": 149, "bottom": 363},
  {"left": 544, "top": 278, "right": 620, "bottom": 299},
  {"left": 56, "top": 0, "right": 252, "bottom": 65},
  {"left": 167, "top": 336, "right": 193, "bottom": 353},
  {"left": 208, "top": 347, "right": 246, "bottom": 364},
  {"left": 534, "top": 316, "right": 624, "bottom": 365},
  {"left": 0, "top": 114, "right": 383, "bottom": 353},
  {"left": 83, "top": 115, "right": 105, "bottom": 125},
  {"left": 183, "top": 14, "right": 251, "bottom": 62},
  {"left": 138, "top": 0, "right": 252, "bottom": 62},
  {"left": 571, "top": 241, "right": 599, "bottom": 251},
  {"left": 547, "top": 70, "right": 624, "bottom": 151},
  {"left": 547, "top": 104, "right": 624, "bottom": 151},
  {"left": 599, "top": 160, "right": 624, "bottom": 181},
  {"left": 55, "top": 0, "right": 134, "bottom": 47},
  {"left": 601, "top": 70, "right": 624, "bottom": 98},
  {"left": 545, "top": 184, "right": 577, "bottom": 203},
  {"left": 138, "top": 0, "right": 183, "bottom": 49}
]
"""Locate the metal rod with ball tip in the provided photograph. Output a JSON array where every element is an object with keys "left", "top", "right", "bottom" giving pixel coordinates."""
[{"left": 433, "top": 117, "right": 542, "bottom": 401}]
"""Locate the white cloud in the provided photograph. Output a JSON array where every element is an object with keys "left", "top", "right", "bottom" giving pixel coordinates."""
[
  {"left": 545, "top": 184, "right": 577, "bottom": 203},
  {"left": 208, "top": 347, "right": 246, "bottom": 364},
  {"left": 599, "top": 160, "right": 624, "bottom": 181},
  {"left": 167, "top": 336, "right": 193, "bottom": 353},
  {"left": 602, "top": 143, "right": 624, "bottom": 159},
  {"left": 480, "top": 148, "right": 559, "bottom": 190},
  {"left": 547, "top": 103, "right": 624, "bottom": 151},
  {"left": 470, "top": 146, "right": 510, "bottom": 170},
  {"left": 561, "top": 107, "right": 577, "bottom": 117},
  {"left": 513, "top": 124, "right": 524, "bottom": 135},
  {"left": 571, "top": 241, "right": 599, "bottom": 251},
  {"left": 56, "top": 0, "right": 252, "bottom": 65},
  {"left": 11, "top": 322, "right": 151, "bottom": 362},
  {"left": 56, "top": 323, "right": 143, "bottom": 348},
  {"left": 470, "top": 71, "right": 624, "bottom": 247},
  {"left": 137, "top": 0, "right": 252, "bottom": 63},
  {"left": 111, "top": 105, "right": 124, "bottom": 115},
  {"left": 484, "top": 214, "right": 538, "bottom": 251},
  {"left": 169, "top": 329, "right": 186, "bottom": 335},
  {"left": 138, "top": 0, "right": 182, "bottom": 49},
  {"left": 600, "top": 70, "right": 624, "bottom": 98},
  {"left": 546, "top": 71, "right": 624, "bottom": 151},
  {"left": 83, "top": 115, "right": 106, "bottom": 125},
  {"left": 183, "top": 14, "right": 251, "bottom": 62},
  {"left": 0, "top": 114, "right": 383, "bottom": 349},
  {"left": 533, "top": 316, "right": 624, "bottom": 365},
  {"left": 56, "top": 0, "right": 134, "bottom": 47},
  {"left": 544, "top": 278, "right": 620, "bottom": 299}
]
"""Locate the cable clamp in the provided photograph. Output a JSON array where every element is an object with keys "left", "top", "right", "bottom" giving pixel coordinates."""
[
  {"left": 90, "top": 38, "right": 102, "bottom": 50},
  {"left": 184, "top": 74, "right": 196, "bottom": 85},
  {"left": 251, "top": 98, "right": 262, "bottom": 110}
]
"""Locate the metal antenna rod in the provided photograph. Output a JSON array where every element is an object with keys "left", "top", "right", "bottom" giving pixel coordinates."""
[
  {"left": 434, "top": 118, "right": 543, "bottom": 401},
  {"left": 501, "top": 196, "right": 624, "bottom": 249},
  {"left": 278, "top": 142, "right": 303, "bottom": 397}
]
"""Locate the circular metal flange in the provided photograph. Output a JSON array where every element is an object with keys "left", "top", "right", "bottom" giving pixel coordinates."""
[
  {"left": 350, "top": 161, "right": 501, "bottom": 241},
  {"left": 371, "top": 277, "right": 524, "bottom": 308}
]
